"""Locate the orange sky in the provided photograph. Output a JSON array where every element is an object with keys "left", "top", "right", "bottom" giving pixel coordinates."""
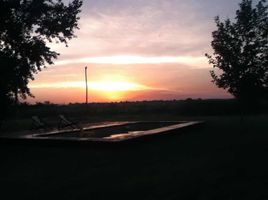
[
  {"left": 28, "top": 61, "right": 230, "bottom": 104},
  {"left": 26, "top": 0, "right": 239, "bottom": 104}
]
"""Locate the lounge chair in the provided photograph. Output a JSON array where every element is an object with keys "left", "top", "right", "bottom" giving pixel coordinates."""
[
  {"left": 31, "top": 116, "right": 48, "bottom": 130},
  {"left": 58, "top": 114, "right": 81, "bottom": 130}
]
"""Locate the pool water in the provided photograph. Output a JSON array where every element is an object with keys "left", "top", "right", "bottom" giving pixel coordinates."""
[
  {"left": 40, "top": 121, "right": 180, "bottom": 138},
  {"left": 31, "top": 121, "right": 203, "bottom": 142}
]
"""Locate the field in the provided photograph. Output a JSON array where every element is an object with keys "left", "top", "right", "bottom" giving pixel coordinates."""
[
  {"left": 0, "top": 101, "right": 268, "bottom": 199},
  {"left": 2, "top": 99, "right": 267, "bottom": 132}
]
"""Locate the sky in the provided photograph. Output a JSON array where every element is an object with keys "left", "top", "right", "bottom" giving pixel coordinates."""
[{"left": 28, "top": 0, "right": 244, "bottom": 104}]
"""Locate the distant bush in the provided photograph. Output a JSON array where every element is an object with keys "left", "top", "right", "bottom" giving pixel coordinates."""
[{"left": 7, "top": 99, "right": 268, "bottom": 120}]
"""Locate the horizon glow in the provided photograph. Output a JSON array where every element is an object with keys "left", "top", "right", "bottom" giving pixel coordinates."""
[
  {"left": 30, "top": 81, "right": 154, "bottom": 91},
  {"left": 26, "top": 0, "right": 238, "bottom": 104}
]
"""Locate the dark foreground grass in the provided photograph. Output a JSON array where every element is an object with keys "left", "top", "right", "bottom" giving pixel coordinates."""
[{"left": 0, "top": 115, "right": 268, "bottom": 200}]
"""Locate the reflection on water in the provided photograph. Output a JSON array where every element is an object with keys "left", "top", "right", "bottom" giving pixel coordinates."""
[
  {"left": 103, "top": 131, "right": 144, "bottom": 139},
  {"left": 37, "top": 121, "right": 182, "bottom": 139},
  {"left": 80, "top": 122, "right": 179, "bottom": 138},
  {"left": 29, "top": 121, "right": 203, "bottom": 142}
]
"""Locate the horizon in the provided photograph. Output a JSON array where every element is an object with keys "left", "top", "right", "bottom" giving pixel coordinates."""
[
  {"left": 25, "top": 0, "right": 244, "bottom": 104},
  {"left": 23, "top": 97, "right": 235, "bottom": 106}
]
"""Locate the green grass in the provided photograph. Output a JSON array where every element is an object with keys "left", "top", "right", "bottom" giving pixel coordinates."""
[{"left": 0, "top": 115, "right": 268, "bottom": 199}]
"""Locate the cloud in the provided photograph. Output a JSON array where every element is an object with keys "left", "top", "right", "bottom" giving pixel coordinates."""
[
  {"left": 53, "top": 0, "right": 241, "bottom": 60},
  {"left": 54, "top": 55, "right": 208, "bottom": 68},
  {"left": 30, "top": 80, "right": 157, "bottom": 91}
]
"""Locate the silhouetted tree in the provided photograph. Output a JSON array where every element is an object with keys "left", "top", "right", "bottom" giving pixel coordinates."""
[
  {"left": 0, "top": 0, "right": 82, "bottom": 122},
  {"left": 206, "top": 0, "right": 268, "bottom": 104}
]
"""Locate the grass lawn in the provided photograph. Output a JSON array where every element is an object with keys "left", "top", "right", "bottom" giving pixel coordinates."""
[{"left": 0, "top": 114, "right": 268, "bottom": 199}]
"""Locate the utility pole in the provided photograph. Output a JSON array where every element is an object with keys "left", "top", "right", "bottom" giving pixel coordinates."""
[{"left": 85, "top": 66, "right": 88, "bottom": 104}]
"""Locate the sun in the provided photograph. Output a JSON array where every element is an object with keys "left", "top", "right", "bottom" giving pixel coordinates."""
[
  {"left": 29, "top": 79, "right": 153, "bottom": 102},
  {"left": 100, "top": 91, "right": 125, "bottom": 101},
  {"left": 88, "top": 81, "right": 146, "bottom": 92},
  {"left": 88, "top": 81, "right": 148, "bottom": 101}
]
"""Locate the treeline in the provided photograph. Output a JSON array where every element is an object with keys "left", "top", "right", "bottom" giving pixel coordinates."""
[{"left": 7, "top": 99, "right": 268, "bottom": 119}]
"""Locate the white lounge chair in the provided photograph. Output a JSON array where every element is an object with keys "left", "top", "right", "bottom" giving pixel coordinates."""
[
  {"left": 58, "top": 114, "right": 81, "bottom": 130},
  {"left": 31, "top": 116, "right": 48, "bottom": 130}
]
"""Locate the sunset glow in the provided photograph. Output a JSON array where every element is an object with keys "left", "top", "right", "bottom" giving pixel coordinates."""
[
  {"left": 89, "top": 81, "right": 150, "bottom": 91},
  {"left": 27, "top": 0, "right": 237, "bottom": 104},
  {"left": 31, "top": 81, "right": 151, "bottom": 92},
  {"left": 29, "top": 80, "right": 154, "bottom": 102}
]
